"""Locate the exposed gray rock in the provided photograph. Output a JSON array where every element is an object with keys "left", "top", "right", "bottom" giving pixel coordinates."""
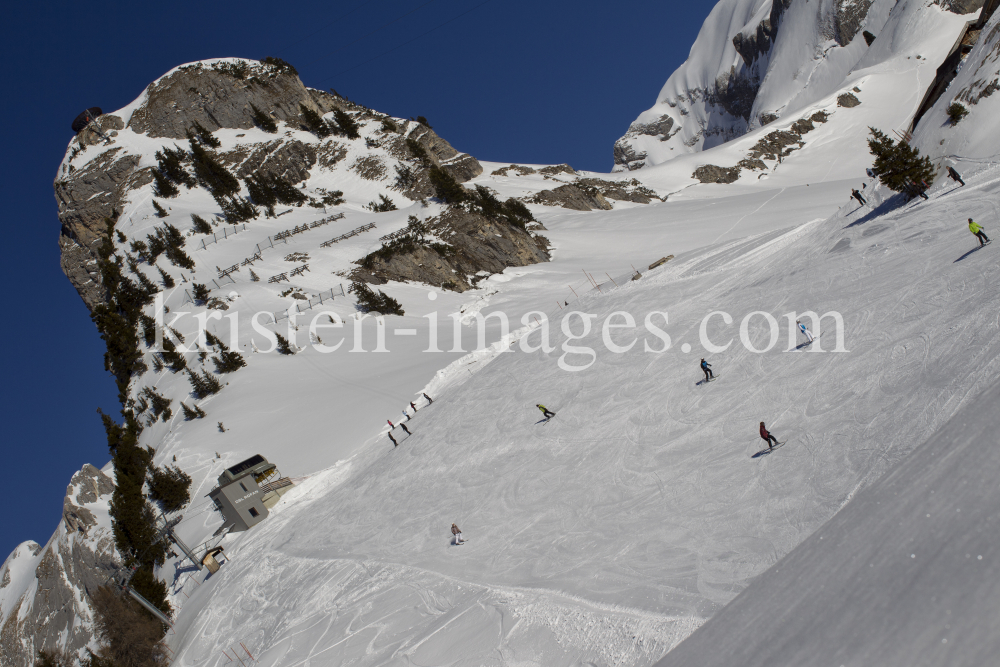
[
  {"left": 693, "top": 165, "right": 741, "bottom": 184},
  {"left": 833, "top": 0, "right": 875, "bottom": 46},
  {"left": 231, "top": 139, "right": 317, "bottom": 183},
  {"left": 491, "top": 165, "right": 537, "bottom": 177},
  {"left": 612, "top": 139, "right": 648, "bottom": 171},
  {"left": 577, "top": 178, "right": 662, "bottom": 204},
  {"left": 126, "top": 61, "right": 340, "bottom": 139},
  {"left": 1, "top": 465, "right": 116, "bottom": 667},
  {"left": 351, "top": 208, "right": 550, "bottom": 292},
  {"left": 539, "top": 164, "right": 578, "bottom": 176},
  {"left": 937, "top": 0, "right": 986, "bottom": 15},
  {"left": 838, "top": 92, "right": 862, "bottom": 107},
  {"left": 54, "top": 146, "right": 147, "bottom": 309},
  {"left": 530, "top": 184, "right": 613, "bottom": 211}
]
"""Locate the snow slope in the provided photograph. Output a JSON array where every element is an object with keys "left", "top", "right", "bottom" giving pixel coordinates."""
[
  {"left": 654, "top": 359, "right": 1000, "bottom": 667},
  {"left": 162, "top": 151, "right": 1000, "bottom": 665}
]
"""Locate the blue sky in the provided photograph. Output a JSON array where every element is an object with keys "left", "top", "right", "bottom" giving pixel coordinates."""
[{"left": 0, "top": 1, "right": 715, "bottom": 559}]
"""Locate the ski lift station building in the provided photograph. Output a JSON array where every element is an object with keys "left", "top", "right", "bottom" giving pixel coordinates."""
[{"left": 208, "top": 454, "right": 286, "bottom": 533}]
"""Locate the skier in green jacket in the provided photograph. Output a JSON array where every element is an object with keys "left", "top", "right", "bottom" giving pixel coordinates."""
[
  {"left": 969, "top": 218, "right": 990, "bottom": 247},
  {"left": 537, "top": 404, "right": 555, "bottom": 419}
]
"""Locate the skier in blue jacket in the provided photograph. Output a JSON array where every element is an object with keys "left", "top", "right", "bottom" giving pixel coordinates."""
[{"left": 700, "top": 359, "right": 714, "bottom": 382}]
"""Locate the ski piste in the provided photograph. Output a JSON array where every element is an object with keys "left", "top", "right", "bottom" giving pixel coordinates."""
[{"left": 752, "top": 441, "right": 787, "bottom": 458}]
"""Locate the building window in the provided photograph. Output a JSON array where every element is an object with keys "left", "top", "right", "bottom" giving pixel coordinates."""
[
  {"left": 240, "top": 482, "right": 247, "bottom": 492},
  {"left": 248, "top": 507, "right": 259, "bottom": 518}
]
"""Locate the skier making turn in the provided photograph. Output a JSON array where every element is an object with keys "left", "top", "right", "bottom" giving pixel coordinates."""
[
  {"left": 451, "top": 523, "right": 464, "bottom": 545},
  {"left": 797, "top": 320, "right": 815, "bottom": 344},
  {"left": 537, "top": 404, "right": 556, "bottom": 419},
  {"left": 969, "top": 218, "right": 991, "bottom": 247},
  {"left": 700, "top": 358, "right": 714, "bottom": 382},
  {"left": 760, "top": 422, "right": 779, "bottom": 449}
]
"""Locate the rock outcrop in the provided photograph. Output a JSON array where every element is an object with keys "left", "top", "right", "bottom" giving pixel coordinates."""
[
  {"left": 350, "top": 207, "right": 550, "bottom": 292},
  {"left": 1, "top": 465, "right": 116, "bottom": 667}
]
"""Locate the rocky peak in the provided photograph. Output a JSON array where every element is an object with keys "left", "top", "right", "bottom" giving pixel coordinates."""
[
  {"left": 1, "top": 465, "right": 116, "bottom": 667},
  {"left": 53, "top": 58, "right": 483, "bottom": 311}
]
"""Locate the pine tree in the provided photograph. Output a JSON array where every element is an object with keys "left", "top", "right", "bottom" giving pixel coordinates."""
[
  {"left": 333, "top": 109, "right": 360, "bottom": 139},
  {"left": 152, "top": 200, "right": 168, "bottom": 218},
  {"left": 250, "top": 269, "right": 260, "bottom": 282},
  {"left": 867, "top": 127, "right": 937, "bottom": 193},
  {"left": 190, "top": 120, "right": 221, "bottom": 147},
  {"left": 191, "top": 214, "right": 212, "bottom": 234},
  {"left": 365, "top": 194, "right": 397, "bottom": 212},
  {"left": 428, "top": 166, "right": 467, "bottom": 203},
  {"left": 192, "top": 283, "right": 210, "bottom": 302},
  {"left": 153, "top": 170, "right": 179, "bottom": 198},
  {"left": 187, "top": 368, "right": 222, "bottom": 398},
  {"left": 157, "top": 266, "right": 175, "bottom": 288},
  {"left": 416, "top": 115, "right": 432, "bottom": 129},
  {"left": 159, "top": 338, "right": 187, "bottom": 373},
  {"left": 245, "top": 174, "right": 278, "bottom": 216},
  {"left": 189, "top": 139, "right": 240, "bottom": 197},
  {"left": 947, "top": 102, "right": 969, "bottom": 125},
  {"left": 405, "top": 138, "right": 429, "bottom": 163},
  {"left": 155, "top": 147, "right": 196, "bottom": 188},
  {"left": 140, "top": 386, "right": 173, "bottom": 422},
  {"left": 180, "top": 401, "right": 202, "bottom": 420},
  {"left": 275, "top": 332, "right": 296, "bottom": 355},
  {"left": 349, "top": 281, "right": 404, "bottom": 315},
  {"left": 213, "top": 349, "right": 247, "bottom": 373},
  {"left": 147, "top": 465, "right": 192, "bottom": 512},
  {"left": 299, "top": 104, "right": 331, "bottom": 138},
  {"left": 251, "top": 104, "right": 278, "bottom": 133}
]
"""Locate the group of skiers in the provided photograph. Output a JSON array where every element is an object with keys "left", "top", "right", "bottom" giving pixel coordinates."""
[
  {"left": 386, "top": 393, "right": 434, "bottom": 446},
  {"left": 855, "top": 166, "right": 966, "bottom": 207},
  {"left": 856, "top": 166, "right": 990, "bottom": 248}
]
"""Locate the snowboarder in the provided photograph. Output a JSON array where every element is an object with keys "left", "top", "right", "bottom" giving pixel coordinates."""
[
  {"left": 796, "top": 320, "right": 814, "bottom": 344},
  {"left": 388, "top": 433, "right": 398, "bottom": 447},
  {"left": 410, "top": 401, "right": 418, "bottom": 413},
  {"left": 969, "top": 218, "right": 991, "bottom": 247},
  {"left": 401, "top": 423, "right": 411, "bottom": 435},
  {"left": 759, "top": 422, "right": 779, "bottom": 449},
  {"left": 947, "top": 166, "right": 965, "bottom": 186},
  {"left": 700, "top": 358, "right": 714, "bottom": 382},
  {"left": 402, "top": 409, "right": 410, "bottom": 422},
  {"left": 851, "top": 188, "right": 866, "bottom": 206},
  {"left": 387, "top": 419, "right": 394, "bottom": 429},
  {"left": 866, "top": 167, "right": 876, "bottom": 180},
  {"left": 451, "top": 523, "right": 464, "bottom": 544},
  {"left": 537, "top": 404, "right": 556, "bottom": 419},
  {"left": 423, "top": 392, "right": 433, "bottom": 404}
]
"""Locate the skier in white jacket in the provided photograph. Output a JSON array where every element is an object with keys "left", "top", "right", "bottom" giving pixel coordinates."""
[{"left": 796, "top": 320, "right": 814, "bottom": 344}]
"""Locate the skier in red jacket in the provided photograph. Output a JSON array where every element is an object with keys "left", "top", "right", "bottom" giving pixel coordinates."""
[{"left": 760, "top": 422, "right": 779, "bottom": 449}]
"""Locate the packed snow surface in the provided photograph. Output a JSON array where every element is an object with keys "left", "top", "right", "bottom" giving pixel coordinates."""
[{"left": 155, "top": 154, "right": 1000, "bottom": 665}]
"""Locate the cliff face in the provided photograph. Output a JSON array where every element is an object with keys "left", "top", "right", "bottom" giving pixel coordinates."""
[
  {"left": 612, "top": 0, "right": 940, "bottom": 171},
  {"left": 1, "top": 465, "right": 116, "bottom": 667},
  {"left": 53, "top": 59, "right": 487, "bottom": 311}
]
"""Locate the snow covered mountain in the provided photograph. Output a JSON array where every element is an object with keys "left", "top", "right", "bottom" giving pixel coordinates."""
[
  {"left": 612, "top": 0, "right": 987, "bottom": 171},
  {"left": 6, "top": 0, "right": 1000, "bottom": 664}
]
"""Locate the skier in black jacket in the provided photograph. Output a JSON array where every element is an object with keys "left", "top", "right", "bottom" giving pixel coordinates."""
[
  {"left": 947, "top": 166, "right": 965, "bottom": 186},
  {"left": 851, "top": 188, "right": 867, "bottom": 206},
  {"left": 700, "top": 359, "right": 714, "bottom": 382}
]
